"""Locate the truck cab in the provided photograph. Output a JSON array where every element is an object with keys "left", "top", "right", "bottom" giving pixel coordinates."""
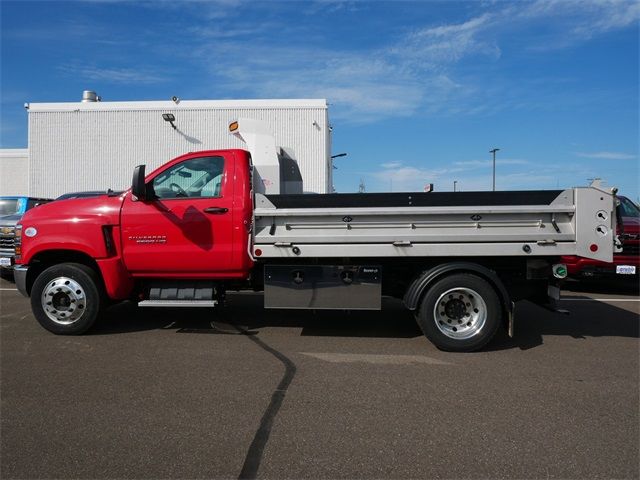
[{"left": 122, "top": 149, "right": 254, "bottom": 278}]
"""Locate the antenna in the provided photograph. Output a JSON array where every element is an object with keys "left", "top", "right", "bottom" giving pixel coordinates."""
[{"left": 358, "top": 178, "right": 366, "bottom": 193}]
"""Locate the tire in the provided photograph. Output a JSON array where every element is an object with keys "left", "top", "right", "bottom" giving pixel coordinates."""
[
  {"left": 416, "top": 273, "right": 502, "bottom": 352},
  {"left": 30, "top": 263, "right": 104, "bottom": 335}
]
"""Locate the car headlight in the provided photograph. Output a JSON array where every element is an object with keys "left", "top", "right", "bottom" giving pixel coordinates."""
[{"left": 14, "top": 224, "right": 22, "bottom": 260}]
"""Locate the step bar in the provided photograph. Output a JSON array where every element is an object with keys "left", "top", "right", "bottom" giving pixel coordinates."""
[{"left": 138, "top": 300, "right": 218, "bottom": 308}]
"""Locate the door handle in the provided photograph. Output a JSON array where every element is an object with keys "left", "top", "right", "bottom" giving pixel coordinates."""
[{"left": 203, "top": 207, "right": 228, "bottom": 214}]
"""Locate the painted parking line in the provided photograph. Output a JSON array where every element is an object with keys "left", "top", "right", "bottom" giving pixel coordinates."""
[
  {"left": 0, "top": 288, "right": 18, "bottom": 291},
  {"left": 300, "top": 352, "right": 453, "bottom": 365},
  {"left": 561, "top": 298, "right": 640, "bottom": 302}
]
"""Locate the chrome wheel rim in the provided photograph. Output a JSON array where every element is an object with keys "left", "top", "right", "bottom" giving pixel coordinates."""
[
  {"left": 433, "top": 287, "right": 487, "bottom": 340},
  {"left": 41, "top": 276, "right": 87, "bottom": 325}
]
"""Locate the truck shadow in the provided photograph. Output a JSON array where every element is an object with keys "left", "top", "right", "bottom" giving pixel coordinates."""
[
  {"left": 488, "top": 298, "right": 639, "bottom": 351},
  {"left": 92, "top": 293, "right": 639, "bottom": 351},
  {"left": 93, "top": 295, "right": 422, "bottom": 338}
]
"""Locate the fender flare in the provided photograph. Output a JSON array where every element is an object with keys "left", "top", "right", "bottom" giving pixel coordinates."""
[{"left": 402, "top": 262, "right": 515, "bottom": 336}]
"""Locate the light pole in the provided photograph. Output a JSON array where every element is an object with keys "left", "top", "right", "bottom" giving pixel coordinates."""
[
  {"left": 490, "top": 148, "right": 500, "bottom": 191},
  {"left": 453, "top": 180, "right": 458, "bottom": 192}
]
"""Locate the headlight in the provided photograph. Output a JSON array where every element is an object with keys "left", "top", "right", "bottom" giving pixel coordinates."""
[{"left": 14, "top": 224, "right": 22, "bottom": 260}]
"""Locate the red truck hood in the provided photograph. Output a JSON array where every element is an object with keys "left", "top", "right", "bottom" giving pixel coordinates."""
[
  {"left": 621, "top": 216, "right": 640, "bottom": 232},
  {"left": 620, "top": 216, "right": 639, "bottom": 245},
  {"left": 21, "top": 193, "right": 126, "bottom": 226}
]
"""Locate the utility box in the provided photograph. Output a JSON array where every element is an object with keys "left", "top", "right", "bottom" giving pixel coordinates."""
[
  {"left": 26, "top": 96, "right": 331, "bottom": 198},
  {"left": 264, "top": 265, "right": 382, "bottom": 310}
]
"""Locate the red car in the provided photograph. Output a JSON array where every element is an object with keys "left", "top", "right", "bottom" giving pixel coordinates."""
[{"left": 562, "top": 196, "right": 639, "bottom": 280}]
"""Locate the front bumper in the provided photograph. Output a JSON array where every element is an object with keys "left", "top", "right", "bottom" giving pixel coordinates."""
[{"left": 14, "top": 266, "right": 29, "bottom": 297}]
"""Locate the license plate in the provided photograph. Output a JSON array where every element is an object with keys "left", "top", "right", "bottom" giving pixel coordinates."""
[
  {"left": 0, "top": 257, "right": 11, "bottom": 267},
  {"left": 616, "top": 265, "right": 636, "bottom": 275}
]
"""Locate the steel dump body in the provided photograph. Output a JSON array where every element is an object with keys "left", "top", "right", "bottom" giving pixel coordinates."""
[{"left": 253, "top": 187, "right": 616, "bottom": 262}]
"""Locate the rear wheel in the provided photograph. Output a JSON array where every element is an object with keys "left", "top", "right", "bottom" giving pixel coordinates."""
[
  {"left": 31, "top": 263, "right": 104, "bottom": 335},
  {"left": 416, "top": 273, "right": 502, "bottom": 352}
]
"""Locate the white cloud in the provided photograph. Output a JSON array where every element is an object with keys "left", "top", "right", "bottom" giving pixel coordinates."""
[
  {"left": 361, "top": 159, "right": 578, "bottom": 192},
  {"left": 454, "top": 159, "right": 531, "bottom": 168},
  {"left": 576, "top": 151, "right": 636, "bottom": 160},
  {"left": 367, "top": 162, "right": 471, "bottom": 192},
  {"left": 505, "top": 0, "right": 640, "bottom": 49},
  {"left": 49, "top": 0, "right": 638, "bottom": 122},
  {"left": 58, "top": 64, "right": 166, "bottom": 85},
  {"left": 371, "top": 165, "right": 448, "bottom": 192},
  {"left": 188, "top": 0, "right": 638, "bottom": 123},
  {"left": 432, "top": 171, "right": 558, "bottom": 192},
  {"left": 193, "top": 43, "right": 427, "bottom": 121},
  {"left": 380, "top": 161, "right": 402, "bottom": 169},
  {"left": 400, "top": 13, "right": 501, "bottom": 66}
]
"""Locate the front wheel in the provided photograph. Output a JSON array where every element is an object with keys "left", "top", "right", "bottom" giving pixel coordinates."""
[
  {"left": 31, "top": 263, "right": 104, "bottom": 335},
  {"left": 416, "top": 273, "right": 502, "bottom": 352}
]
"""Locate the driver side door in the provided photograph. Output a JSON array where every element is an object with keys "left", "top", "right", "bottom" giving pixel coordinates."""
[{"left": 121, "top": 153, "right": 236, "bottom": 275}]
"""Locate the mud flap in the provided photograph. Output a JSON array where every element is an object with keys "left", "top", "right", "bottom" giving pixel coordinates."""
[{"left": 507, "top": 301, "right": 515, "bottom": 338}]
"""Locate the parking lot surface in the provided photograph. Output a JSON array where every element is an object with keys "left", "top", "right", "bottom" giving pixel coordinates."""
[{"left": 1, "top": 275, "right": 638, "bottom": 479}]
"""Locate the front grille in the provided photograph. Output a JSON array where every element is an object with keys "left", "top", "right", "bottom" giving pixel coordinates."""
[{"left": 0, "top": 234, "right": 15, "bottom": 250}]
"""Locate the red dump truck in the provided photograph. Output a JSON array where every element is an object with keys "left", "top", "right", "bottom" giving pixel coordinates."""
[{"left": 13, "top": 119, "right": 619, "bottom": 351}]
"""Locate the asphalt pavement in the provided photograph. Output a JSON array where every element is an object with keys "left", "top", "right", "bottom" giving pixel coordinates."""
[{"left": 1, "top": 274, "right": 638, "bottom": 479}]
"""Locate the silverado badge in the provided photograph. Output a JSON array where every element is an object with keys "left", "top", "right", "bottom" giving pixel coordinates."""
[{"left": 128, "top": 235, "right": 167, "bottom": 244}]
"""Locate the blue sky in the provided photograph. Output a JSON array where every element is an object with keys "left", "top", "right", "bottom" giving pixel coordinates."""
[{"left": 1, "top": 0, "right": 638, "bottom": 198}]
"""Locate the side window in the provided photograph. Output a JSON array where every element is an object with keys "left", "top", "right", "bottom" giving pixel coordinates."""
[{"left": 151, "top": 156, "right": 225, "bottom": 200}]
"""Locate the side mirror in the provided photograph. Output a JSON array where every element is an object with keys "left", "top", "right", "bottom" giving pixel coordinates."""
[{"left": 131, "top": 165, "right": 147, "bottom": 201}]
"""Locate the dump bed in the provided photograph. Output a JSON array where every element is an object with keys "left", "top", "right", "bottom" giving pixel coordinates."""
[{"left": 252, "top": 187, "right": 617, "bottom": 262}]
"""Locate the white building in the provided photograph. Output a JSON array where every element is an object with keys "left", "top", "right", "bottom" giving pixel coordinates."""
[
  {"left": 26, "top": 96, "right": 331, "bottom": 198},
  {"left": 0, "top": 149, "right": 29, "bottom": 196}
]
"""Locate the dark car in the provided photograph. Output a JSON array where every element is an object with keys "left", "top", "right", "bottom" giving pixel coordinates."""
[
  {"left": 561, "top": 196, "right": 639, "bottom": 281},
  {"left": 55, "top": 190, "right": 109, "bottom": 201},
  {"left": 0, "top": 196, "right": 52, "bottom": 271}
]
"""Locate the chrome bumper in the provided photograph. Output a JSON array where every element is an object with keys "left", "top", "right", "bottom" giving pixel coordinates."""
[{"left": 14, "top": 266, "right": 29, "bottom": 297}]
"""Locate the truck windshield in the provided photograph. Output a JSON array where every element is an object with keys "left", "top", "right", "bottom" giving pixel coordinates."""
[
  {"left": 0, "top": 199, "right": 21, "bottom": 216},
  {"left": 619, "top": 197, "right": 640, "bottom": 217}
]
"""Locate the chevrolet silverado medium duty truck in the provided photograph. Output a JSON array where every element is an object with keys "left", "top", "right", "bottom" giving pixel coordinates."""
[{"left": 14, "top": 119, "right": 620, "bottom": 351}]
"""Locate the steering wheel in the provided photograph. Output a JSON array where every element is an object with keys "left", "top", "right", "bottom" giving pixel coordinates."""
[{"left": 169, "top": 183, "right": 188, "bottom": 197}]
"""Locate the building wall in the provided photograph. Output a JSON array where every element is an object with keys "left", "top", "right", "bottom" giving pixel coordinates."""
[
  {"left": 27, "top": 100, "right": 330, "bottom": 198},
  {"left": 0, "top": 149, "right": 29, "bottom": 196}
]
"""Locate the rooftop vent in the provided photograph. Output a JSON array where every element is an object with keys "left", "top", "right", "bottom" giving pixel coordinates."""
[{"left": 81, "top": 90, "right": 101, "bottom": 103}]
